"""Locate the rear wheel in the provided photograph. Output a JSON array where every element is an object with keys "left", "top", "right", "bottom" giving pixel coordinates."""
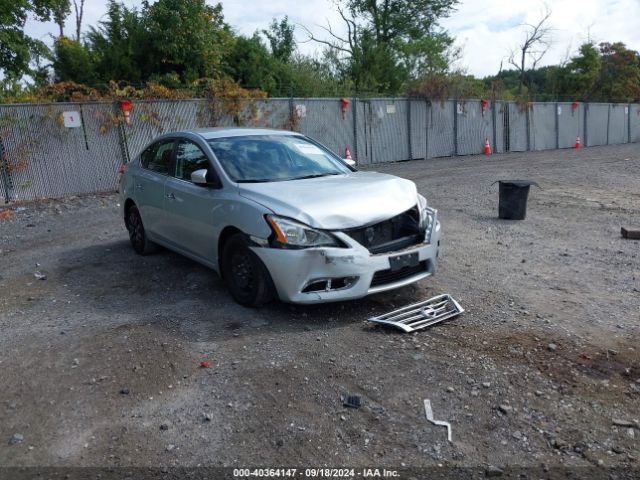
[
  {"left": 221, "top": 233, "right": 274, "bottom": 307},
  {"left": 126, "top": 205, "right": 158, "bottom": 255}
]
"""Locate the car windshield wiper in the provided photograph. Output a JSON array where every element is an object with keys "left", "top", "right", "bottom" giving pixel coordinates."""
[
  {"left": 291, "top": 172, "right": 342, "bottom": 180},
  {"left": 236, "top": 179, "right": 274, "bottom": 183}
]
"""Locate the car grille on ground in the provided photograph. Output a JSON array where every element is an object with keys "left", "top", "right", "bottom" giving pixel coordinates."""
[
  {"left": 344, "top": 207, "right": 422, "bottom": 254},
  {"left": 370, "top": 261, "right": 428, "bottom": 288}
]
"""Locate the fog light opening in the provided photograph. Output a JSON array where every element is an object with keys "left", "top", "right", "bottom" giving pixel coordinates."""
[{"left": 302, "top": 276, "right": 358, "bottom": 293}]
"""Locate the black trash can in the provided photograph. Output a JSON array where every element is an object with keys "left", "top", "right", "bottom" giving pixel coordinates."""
[{"left": 497, "top": 180, "right": 538, "bottom": 220}]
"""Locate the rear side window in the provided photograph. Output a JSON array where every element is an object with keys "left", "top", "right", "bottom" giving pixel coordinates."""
[
  {"left": 141, "top": 140, "right": 174, "bottom": 175},
  {"left": 175, "top": 141, "right": 210, "bottom": 181}
]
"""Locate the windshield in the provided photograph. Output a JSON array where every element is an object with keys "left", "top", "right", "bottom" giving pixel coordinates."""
[{"left": 207, "top": 135, "right": 352, "bottom": 183}]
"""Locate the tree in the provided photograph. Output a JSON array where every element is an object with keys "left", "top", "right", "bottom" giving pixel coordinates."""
[
  {"left": 508, "top": 8, "right": 553, "bottom": 94},
  {"left": 84, "top": 1, "right": 148, "bottom": 84},
  {"left": 52, "top": 36, "right": 95, "bottom": 84},
  {"left": 303, "top": 0, "right": 458, "bottom": 93},
  {"left": 563, "top": 42, "right": 601, "bottom": 100},
  {"left": 0, "top": 0, "right": 61, "bottom": 79},
  {"left": 224, "top": 34, "right": 277, "bottom": 92},
  {"left": 50, "top": 0, "right": 71, "bottom": 37},
  {"left": 263, "top": 16, "right": 295, "bottom": 63},
  {"left": 72, "top": 0, "right": 86, "bottom": 41},
  {"left": 597, "top": 42, "right": 640, "bottom": 101},
  {"left": 142, "top": 0, "right": 233, "bottom": 83}
]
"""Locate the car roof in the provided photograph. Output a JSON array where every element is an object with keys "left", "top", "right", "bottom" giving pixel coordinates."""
[{"left": 182, "top": 127, "right": 302, "bottom": 140}]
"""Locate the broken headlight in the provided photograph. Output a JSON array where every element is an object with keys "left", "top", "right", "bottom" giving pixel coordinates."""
[
  {"left": 266, "top": 215, "right": 342, "bottom": 248},
  {"left": 417, "top": 194, "right": 436, "bottom": 241}
]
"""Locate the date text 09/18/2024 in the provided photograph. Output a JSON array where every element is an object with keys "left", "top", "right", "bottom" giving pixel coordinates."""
[{"left": 232, "top": 468, "right": 399, "bottom": 478}]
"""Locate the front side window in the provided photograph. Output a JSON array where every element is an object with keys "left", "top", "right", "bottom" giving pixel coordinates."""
[
  {"left": 175, "top": 141, "right": 210, "bottom": 181},
  {"left": 142, "top": 140, "right": 174, "bottom": 175},
  {"left": 207, "top": 135, "right": 351, "bottom": 183}
]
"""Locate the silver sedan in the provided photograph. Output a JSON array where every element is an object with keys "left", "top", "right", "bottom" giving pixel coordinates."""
[{"left": 119, "top": 128, "right": 441, "bottom": 306}]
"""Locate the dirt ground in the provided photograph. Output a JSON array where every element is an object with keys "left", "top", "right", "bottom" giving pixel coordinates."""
[{"left": 1, "top": 145, "right": 639, "bottom": 475}]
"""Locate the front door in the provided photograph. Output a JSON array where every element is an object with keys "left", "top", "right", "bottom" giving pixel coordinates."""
[{"left": 163, "top": 140, "right": 223, "bottom": 265}]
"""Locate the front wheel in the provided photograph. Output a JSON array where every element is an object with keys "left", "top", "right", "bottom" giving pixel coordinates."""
[
  {"left": 221, "top": 233, "right": 274, "bottom": 307},
  {"left": 126, "top": 205, "right": 158, "bottom": 255}
]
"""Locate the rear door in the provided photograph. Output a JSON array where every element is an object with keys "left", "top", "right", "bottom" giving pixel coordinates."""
[
  {"left": 163, "top": 140, "right": 224, "bottom": 263},
  {"left": 133, "top": 139, "right": 175, "bottom": 240}
]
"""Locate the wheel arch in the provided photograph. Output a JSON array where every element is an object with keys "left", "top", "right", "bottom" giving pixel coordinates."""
[
  {"left": 217, "top": 226, "right": 243, "bottom": 272},
  {"left": 123, "top": 198, "right": 137, "bottom": 228}
]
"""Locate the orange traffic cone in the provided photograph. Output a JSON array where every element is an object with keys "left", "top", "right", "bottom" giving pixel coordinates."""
[
  {"left": 574, "top": 136, "right": 581, "bottom": 149},
  {"left": 345, "top": 147, "right": 352, "bottom": 160},
  {"left": 483, "top": 138, "right": 492, "bottom": 155}
]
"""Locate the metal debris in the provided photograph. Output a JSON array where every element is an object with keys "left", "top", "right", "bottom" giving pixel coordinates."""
[
  {"left": 368, "top": 294, "right": 464, "bottom": 332},
  {"left": 342, "top": 395, "right": 362, "bottom": 409},
  {"left": 621, "top": 227, "right": 640, "bottom": 240},
  {"left": 424, "top": 399, "right": 452, "bottom": 442}
]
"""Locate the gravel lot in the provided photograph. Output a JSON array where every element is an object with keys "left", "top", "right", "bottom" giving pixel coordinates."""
[{"left": 1, "top": 145, "right": 639, "bottom": 474}]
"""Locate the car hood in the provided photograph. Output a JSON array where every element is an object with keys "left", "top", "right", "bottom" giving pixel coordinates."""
[{"left": 238, "top": 171, "right": 418, "bottom": 230}]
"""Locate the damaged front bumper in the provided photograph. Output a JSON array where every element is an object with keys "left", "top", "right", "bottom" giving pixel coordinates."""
[{"left": 251, "top": 221, "right": 441, "bottom": 304}]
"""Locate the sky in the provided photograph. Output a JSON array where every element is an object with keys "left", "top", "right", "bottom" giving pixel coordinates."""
[{"left": 23, "top": 0, "right": 640, "bottom": 78}]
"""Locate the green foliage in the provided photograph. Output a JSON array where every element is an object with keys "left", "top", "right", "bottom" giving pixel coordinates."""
[
  {"left": 263, "top": 16, "right": 295, "bottom": 63},
  {"left": 142, "top": 0, "right": 233, "bottom": 82},
  {"left": 0, "top": 0, "right": 59, "bottom": 79},
  {"left": 478, "top": 42, "right": 640, "bottom": 102},
  {"left": 5, "top": 0, "right": 639, "bottom": 103},
  {"left": 52, "top": 37, "right": 95, "bottom": 84},
  {"left": 597, "top": 42, "right": 640, "bottom": 102},
  {"left": 84, "top": 1, "right": 148, "bottom": 84},
  {"left": 328, "top": 0, "right": 459, "bottom": 93}
]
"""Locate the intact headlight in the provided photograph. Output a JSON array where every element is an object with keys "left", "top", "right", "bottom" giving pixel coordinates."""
[{"left": 266, "top": 215, "right": 342, "bottom": 248}]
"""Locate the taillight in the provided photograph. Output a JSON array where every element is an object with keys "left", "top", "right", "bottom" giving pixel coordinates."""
[{"left": 118, "top": 164, "right": 126, "bottom": 178}]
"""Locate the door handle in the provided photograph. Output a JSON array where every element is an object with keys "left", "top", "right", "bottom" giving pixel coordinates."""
[{"left": 166, "top": 192, "right": 176, "bottom": 200}]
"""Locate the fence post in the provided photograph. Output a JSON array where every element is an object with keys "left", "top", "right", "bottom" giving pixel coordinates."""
[
  {"left": 453, "top": 96, "right": 458, "bottom": 156},
  {"left": 525, "top": 104, "right": 531, "bottom": 151},
  {"left": 407, "top": 98, "right": 413, "bottom": 161},
  {"left": 288, "top": 86, "right": 295, "bottom": 132},
  {"left": 114, "top": 102, "right": 130, "bottom": 164},
  {"left": 555, "top": 102, "right": 560, "bottom": 149},
  {"left": 425, "top": 99, "right": 430, "bottom": 160},
  {"left": 606, "top": 104, "right": 611, "bottom": 145},
  {"left": 628, "top": 103, "right": 632, "bottom": 143},
  {"left": 0, "top": 137, "right": 11, "bottom": 204},
  {"left": 584, "top": 103, "right": 589, "bottom": 147},
  {"left": 352, "top": 92, "right": 358, "bottom": 164},
  {"left": 491, "top": 98, "right": 497, "bottom": 153}
]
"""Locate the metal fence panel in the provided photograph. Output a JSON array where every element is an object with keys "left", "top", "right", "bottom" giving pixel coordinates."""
[
  {"left": 530, "top": 103, "right": 556, "bottom": 150},
  {"left": 410, "top": 99, "right": 427, "bottom": 160},
  {"left": 0, "top": 103, "right": 122, "bottom": 202},
  {"left": 124, "top": 100, "right": 205, "bottom": 160},
  {"left": 427, "top": 101, "right": 455, "bottom": 158},
  {"left": 244, "top": 99, "right": 291, "bottom": 130},
  {"left": 295, "top": 98, "right": 355, "bottom": 161},
  {"left": 558, "top": 102, "right": 584, "bottom": 148},
  {"left": 494, "top": 102, "right": 506, "bottom": 153},
  {"left": 1, "top": 97, "right": 639, "bottom": 204},
  {"left": 631, "top": 104, "right": 640, "bottom": 143},
  {"left": 355, "top": 100, "right": 371, "bottom": 165},
  {"left": 507, "top": 103, "right": 528, "bottom": 152},
  {"left": 457, "top": 99, "right": 493, "bottom": 155},
  {"left": 608, "top": 104, "right": 628, "bottom": 145},
  {"left": 360, "top": 99, "right": 410, "bottom": 164},
  {"left": 586, "top": 103, "right": 609, "bottom": 146}
]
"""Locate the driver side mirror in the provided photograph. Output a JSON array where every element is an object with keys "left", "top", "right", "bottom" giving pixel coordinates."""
[
  {"left": 343, "top": 158, "right": 356, "bottom": 167},
  {"left": 191, "top": 168, "right": 221, "bottom": 188}
]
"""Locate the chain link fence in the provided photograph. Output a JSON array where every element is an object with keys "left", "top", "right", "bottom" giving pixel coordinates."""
[{"left": 1, "top": 98, "right": 639, "bottom": 203}]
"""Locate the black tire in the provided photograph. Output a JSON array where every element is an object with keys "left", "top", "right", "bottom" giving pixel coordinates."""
[
  {"left": 221, "top": 233, "right": 274, "bottom": 307},
  {"left": 126, "top": 205, "right": 158, "bottom": 255}
]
